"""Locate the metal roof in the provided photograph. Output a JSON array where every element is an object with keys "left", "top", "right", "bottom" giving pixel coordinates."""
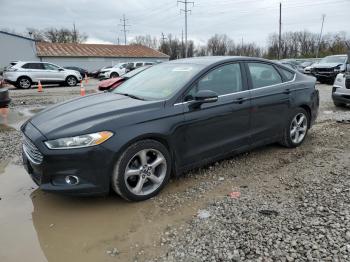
[{"left": 36, "top": 42, "right": 169, "bottom": 58}]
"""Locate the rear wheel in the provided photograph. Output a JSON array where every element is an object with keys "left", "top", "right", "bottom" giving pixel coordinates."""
[
  {"left": 16, "top": 77, "right": 32, "bottom": 89},
  {"left": 112, "top": 139, "right": 171, "bottom": 201},
  {"left": 66, "top": 76, "right": 78, "bottom": 87},
  {"left": 280, "top": 108, "right": 309, "bottom": 148}
]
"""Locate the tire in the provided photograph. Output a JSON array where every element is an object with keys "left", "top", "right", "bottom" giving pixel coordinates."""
[
  {"left": 280, "top": 108, "right": 309, "bottom": 148},
  {"left": 112, "top": 139, "right": 171, "bottom": 201},
  {"left": 334, "top": 101, "right": 345, "bottom": 107},
  {"left": 65, "top": 76, "right": 78, "bottom": 87},
  {"left": 110, "top": 72, "right": 119, "bottom": 78},
  {"left": 16, "top": 77, "right": 32, "bottom": 89}
]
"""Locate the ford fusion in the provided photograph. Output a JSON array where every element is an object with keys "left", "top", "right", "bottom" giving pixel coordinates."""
[{"left": 21, "top": 57, "right": 319, "bottom": 201}]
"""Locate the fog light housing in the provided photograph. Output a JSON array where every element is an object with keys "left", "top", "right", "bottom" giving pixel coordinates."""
[{"left": 65, "top": 175, "right": 79, "bottom": 185}]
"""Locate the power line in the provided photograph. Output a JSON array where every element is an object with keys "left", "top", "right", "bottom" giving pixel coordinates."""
[
  {"left": 119, "top": 14, "right": 131, "bottom": 45},
  {"left": 177, "top": 0, "right": 194, "bottom": 58}
]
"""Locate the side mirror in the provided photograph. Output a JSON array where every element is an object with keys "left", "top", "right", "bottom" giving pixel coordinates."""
[{"left": 189, "top": 90, "right": 218, "bottom": 109}]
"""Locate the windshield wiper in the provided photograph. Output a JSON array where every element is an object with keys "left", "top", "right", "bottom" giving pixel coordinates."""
[{"left": 116, "top": 93, "right": 145, "bottom": 101}]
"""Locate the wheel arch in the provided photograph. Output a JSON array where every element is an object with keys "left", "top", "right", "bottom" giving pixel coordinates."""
[
  {"left": 17, "top": 75, "right": 33, "bottom": 82},
  {"left": 298, "top": 104, "right": 312, "bottom": 128},
  {"left": 114, "top": 133, "right": 178, "bottom": 177}
]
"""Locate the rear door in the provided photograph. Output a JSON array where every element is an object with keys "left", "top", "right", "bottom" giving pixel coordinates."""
[
  {"left": 178, "top": 62, "right": 251, "bottom": 167},
  {"left": 21, "top": 63, "right": 45, "bottom": 82},
  {"left": 245, "top": 62, "right": 293, "bottom": 144}
]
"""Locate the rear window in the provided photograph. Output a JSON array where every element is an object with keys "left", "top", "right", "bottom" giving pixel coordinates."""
[
  {"left": 279, "top": 67, "right": 295, "bottom": 81},
  {"left": 247, "top": 62, "right": 283, "bottom": 89}
]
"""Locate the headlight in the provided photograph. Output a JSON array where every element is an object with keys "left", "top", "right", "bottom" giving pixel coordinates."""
[{"left": 45, "top": 131, "right": 113, "bottom": 149}]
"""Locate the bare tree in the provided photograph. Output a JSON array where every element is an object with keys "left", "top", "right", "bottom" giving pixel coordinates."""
[{"left": 130, "top": 35, "right": 158, "bottom": 49}]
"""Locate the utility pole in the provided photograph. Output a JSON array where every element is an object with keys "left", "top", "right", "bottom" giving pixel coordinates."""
[
  {"left": 119, "top": 14, "right": 131, "bottom": 45},
  {"left": 161, "top": 32, "right": 167, "bottom": 43},
  {"left": 181, "top": 29, "right": 184, "bottom": 58},
  {"left": 316, "top": 14, "right": 326, "bottom": 58},
  {"left": 117, "top": 37, "right": 120, "bottom": 45},
  {"left": 178, "top": 0, "right": 194, "bottom": 58},
  {"left": 241, "top": 37, "right": 243, "bottom": 56},
  {"left": 73, "top": 22, "right": 77, "bottom": 43},
  {"left": 278, "top": 2, "right": 282, "bottom": 60}
]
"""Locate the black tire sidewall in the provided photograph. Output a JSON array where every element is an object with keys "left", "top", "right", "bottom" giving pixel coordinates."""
[
  {"left": 17, "top": 77, "right": 31, "bottom": 89},
  {"left": 66, "top": 76, "right": 77, "bottom": 86},
  {"left": 283, "top": 108, "right": 310, "bottom": 148},
  {"left": 112, "top": 140, "right": 171, "bottom": 201},
  {"left": 110, "top": 72, "right": 118, "bottom": 78}
]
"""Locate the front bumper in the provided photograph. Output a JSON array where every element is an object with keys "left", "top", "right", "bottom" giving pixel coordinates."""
[
  {"left": 332, "top": 87, "right": 350, "bottom": 104},
  {"left": 98, "top": 72, "right": 110, "bottom": 79},
  {"left": 312, "top": 70, "right": 338, "bottom": 80},
  {"left": 21, "top": 121, "right": 116, "bottom": 196}
]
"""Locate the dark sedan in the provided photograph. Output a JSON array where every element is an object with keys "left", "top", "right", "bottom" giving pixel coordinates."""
[
  {"left": 21, "top": 57, "right": 319, "bottom": 201},
  {"left": 64, "top": 66, "right": 89, "bottom": 78}
]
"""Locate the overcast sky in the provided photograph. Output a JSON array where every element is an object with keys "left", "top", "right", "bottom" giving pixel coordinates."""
[{"left": 0, "top": 0, "right": 349, "bottom": 47}]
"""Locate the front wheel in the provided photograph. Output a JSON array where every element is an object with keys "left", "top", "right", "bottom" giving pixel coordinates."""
[
  {"left": 280, "top": 108, "right": 309, "bottom": 148},
  {"left": 65, "top": 76, "right": 78, "bottom": 87},
  {"left": 110, "top": 72, "right": 119, "bottom": 78},
  {"left": 112, "top": 140, "right": 171, "bottom": 201},
  {"left": 334, "top": 101, "right": 345, "bottom": 107}
]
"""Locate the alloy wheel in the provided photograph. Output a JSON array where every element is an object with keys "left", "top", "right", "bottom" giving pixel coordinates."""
[
  {"left": 20, "top": 78, "right": 31, "bottom": 89},
  {"left": 290, "top": 113, "right": 307, "bottom": 144},
  {"left": 67, "top": 77, "right": 77, "bottom": 86},
  {"left": 124, "top": 149, "right": 167, "bottom": 196}
]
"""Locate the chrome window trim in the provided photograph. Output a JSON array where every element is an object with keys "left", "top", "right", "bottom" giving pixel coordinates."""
[{"left": 174, "top": 73, "right": 296, "bottom": 106}]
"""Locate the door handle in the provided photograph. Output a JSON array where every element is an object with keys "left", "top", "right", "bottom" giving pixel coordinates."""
[
  {"left": 233, "top": 97, "right": 247, "bottom": 104},
  {"left": 283, "top": 89, "right": 291, "bottom": 95}
]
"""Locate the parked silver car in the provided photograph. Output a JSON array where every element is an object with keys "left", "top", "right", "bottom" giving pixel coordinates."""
[
  {"left": 3, "top": 61, "right": 82, "bottom": 89},
  {"left": 332, "top": 72, "right": 350, "bottom": 107}
]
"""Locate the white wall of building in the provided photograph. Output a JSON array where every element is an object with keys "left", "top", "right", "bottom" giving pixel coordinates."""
[
  {"left": 0, "top": 32, "right": 38, "bottom": 70},
  {"left": 40, "top": 57, "right": 169, "bottom": 71}
]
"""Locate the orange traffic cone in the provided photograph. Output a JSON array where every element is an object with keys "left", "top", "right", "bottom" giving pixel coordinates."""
[
  {"left": 0, "top": 107, "right": 9, "bottom": 126},
  {"left": 38, "top": 80, "right": 43, "bottom": 92},
  {"left": 80, "top": 81, "right": 85, "bottom": 96},
  {"left": 84, "top": 74, "right": 88, "bottom": 85}
]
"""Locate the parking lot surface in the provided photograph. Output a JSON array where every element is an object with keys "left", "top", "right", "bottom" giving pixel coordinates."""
[{"left": 0, "top": 81, "right": 349, "bottom": 261}]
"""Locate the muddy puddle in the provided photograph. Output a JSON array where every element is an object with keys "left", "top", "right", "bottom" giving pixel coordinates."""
[
  {"left": 0, "top": 158, "right": 239, "bottom": 262},
  {"left": 0, "top": 107, "right": 44, "bottom": 130}
]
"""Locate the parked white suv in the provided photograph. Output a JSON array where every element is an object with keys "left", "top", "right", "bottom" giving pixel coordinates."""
[
  {"left": 3, "top": 61, "right": 82, "bottom": 89},
  {"left": 98, "top": 63, "right": 129, "bottom": 79}
]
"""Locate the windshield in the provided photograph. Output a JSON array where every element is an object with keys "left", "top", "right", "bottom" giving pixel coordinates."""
[
  {"left": 301, "top": 61, "right": 313, "bottom": 67},
  {"left": 321, "top": 56, "right": 347, "bottom": 64},
  {"left": 122, "top": 66, "right": 151, "bottom": 78},
  {"left": 113, "top": 63, "right": 204, "bottom": 100}
]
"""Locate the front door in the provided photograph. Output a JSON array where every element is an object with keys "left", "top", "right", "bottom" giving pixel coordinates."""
[{"left": 178, "top": 63, "right": 251, "bottom": 167}]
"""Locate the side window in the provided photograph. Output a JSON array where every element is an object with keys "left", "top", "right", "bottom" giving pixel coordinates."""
[
  {"left": 21, "top": 63, "right": 44, "bottom": 69},
  {"left": 247, "top": 63, "right": 282, "bottom": 89},
  {"left": 43, "top": 63, "right": 60, "bottom": 70},
  {"left": 136, "top": 63, "right": 143, "bottom": 67},
  {"left": 186, "top": 63, "right": 243, "bottom": 100},
  {"left": 145, "top": 62, "right": 153, "bottom": 65},
  {"left": 278, "top": 67, "right": 295, "bottom": 81}
]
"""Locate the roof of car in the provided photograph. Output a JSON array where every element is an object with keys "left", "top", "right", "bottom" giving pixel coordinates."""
[{"left": 168, "top": 56, "right": 273, "bottom": 65}]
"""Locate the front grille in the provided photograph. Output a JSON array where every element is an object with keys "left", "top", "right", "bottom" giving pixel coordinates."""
[
  {"left": 315, "top": 68, "right": 333, "bottom": 74},
  {"left": 346, "top": 77, "right": 350, "bottom": 89},
  {"left": 23, "top": 136, "right": 43, "bottom": 165}
]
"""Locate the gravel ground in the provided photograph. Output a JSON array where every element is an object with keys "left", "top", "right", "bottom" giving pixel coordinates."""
[{"left": 1, "top": 82, "right": 350, "bottom": 262}]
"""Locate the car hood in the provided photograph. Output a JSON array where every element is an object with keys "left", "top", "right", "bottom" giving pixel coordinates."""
[
  {"left": 29, "top": 92, "right": 162, "bottom": 139},
  {"left": 313, "top": 62, "right": 342, "bottom": 68}
]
